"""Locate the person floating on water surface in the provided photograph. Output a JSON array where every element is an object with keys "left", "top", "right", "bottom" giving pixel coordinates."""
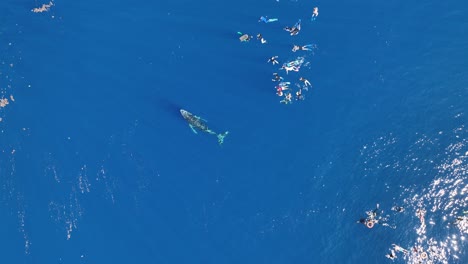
[
  {"left": 280, "top": 92, "right": 293, "bottom": 104},
  {"left": 257, "top": 33, "right": 267, "bottom": 44},
  {"left": 292, "top": 44, "right": 317, "bottom": 52},
  {"left": 411, "top": 246, "right": 428, "bottom": 261},
  {"left": 276, "top": 86, "right": 283, "bottom": 97},
  {"left": 311, "top": 7, "right": 319, "bottom": 21},
  {"left": 276, "top": 81, "right": 290, "bottom": 96},
  {"left": 238, "top": 32, "right": 252, "bottom": 42},
  {"left": 385, "top": 249, "right": 397, "bottom": 260},
  {"left": 391, "top": 206, "right": 404, "bottom": 213},
  {"left": 281, "top": 65, "right": 299, "bottom": 74},
  {"left": 385, "top": 244, "right": 408, "bottom": 260},
  {"left": 392, "top": 244, "right": 409, "bottom": 255},
  {"left": 284, "top": 19, "right": 301, "bottom": 36},
  {"left": 276, "top": 85, "right": 288, "bottom": 97},
  {"left": 258, "top": 16, "right": 278, "bottom": 23},
  {"left": 290, "top": 27, "right": 300, "bottom": 36},
  {"left": 290, "top": 19, "right": 301, "bottom": 36},
  {"left": 272, "top": 72, "right": 283, "bottom": 82},
  {"left": 268, "top": 56, "right": 279, "bottom": 65},
  {"left": 295, "top": 89, "right": 304, "bottom": 100},
  {"left": 357, "top": 204, "right": 380, "bottom": 228},
  {"left": 276, "top": 82, "right": 290, "bottom": 96},
  {"left": 299, "top": 77, "right": 311, "bottom": 87},
  {"left": 357, "top": 204, "right": 393, "bottom": 229}
]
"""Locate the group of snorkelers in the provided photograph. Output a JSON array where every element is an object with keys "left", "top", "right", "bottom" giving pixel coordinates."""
[
  {"left": 358, "top": 204, "right": 467, "bottom": 261},
  {"left": 271, "top": 72, "right": 312, "bottom": 104},
  {"left": 356, "top": 204, "right": 393, "bottom": 229},
  {"left": 238, "top": 6, "right": 319, "bottom": 105},
  {"left": 356, "top": 204, "right": 422, "bottom": 261},
  {"left": 267, "top": 51, "right": 316, "bottom": 104},
  {"left": 385, "top": 244, "right": 429, "bottom": 262}
]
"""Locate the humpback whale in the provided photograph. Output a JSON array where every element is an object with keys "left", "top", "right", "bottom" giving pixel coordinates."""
[{"left": 180, "top": 109, "right": 229, "bottom": 145}]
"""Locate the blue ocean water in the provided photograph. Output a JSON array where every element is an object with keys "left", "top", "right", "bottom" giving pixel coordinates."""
[{"left": 1, "top": 0, "right": 467, "bottom": 263}]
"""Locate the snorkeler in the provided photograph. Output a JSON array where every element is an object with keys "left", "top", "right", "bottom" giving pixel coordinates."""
[
  {"left": 299, "top": 77, "right": 311, "bottom": 87},
  {"left": 290, "top": 27, "right": 300, "bottom": 36},
  {"left": 291, "top": 19, "right": 301, "bottom": 35},
  {"left": 357, "top": 218, "right": 366, "bottom": 224},
  {"left": 356, "top": 218, "right": 377, "bottom": 229},
  {"left": 257, "top": 34, "right": 267, "bottom": 44},
  {"left": 292, "top": 45, "right": 316, "bottom": 52},
  {"left": 391, "top": 206, "right": 404, "bottom": 213},
  {"left": 276, "top": 85, "right": 289, "bottom": 96},
  {"left": 385, "top": 249, "right": 397, "bottom": 260},
  {"left": 272, "top": 73, "right": 283, "bottom": 82},
  {"left": 259, "top": 16, "right": 278, "bottom": 23},
  {"left": 284, "top": 19, "right": 301, "bottom": 36},
  {"left": 370, "top": 204, "right": 380, "bottom": 217},
  {"left": 276, "top": 86, "right": 283, "bottom": 97},
  {"left": 392, "top": 244, "right": 409, "bottom": 254},
  {"left": 357, "top": 204, "right": 382, "bottom": 228},
  {"left": 280, "top": 92, "right": 293, "bottom": 104},
  {"left": 302, "top": 44, "right": 317, "bottom": 51},
  {"left": 296, "top": 89, "right": 304, "bottom": 100},
  {"left": 281, "top": 65, "right": 299, "bottom": 74},
  {"left": 238, "top": 32, "right": 252, "bottom": 42},
  {"left": 311, "top": 7, "right": 319, "bottom": 21},
  {"left": 268, "top": 56, "right": 279, "bottom": 65},
  {"left": 412, "top": 246, "right": 428, "bottom": 260},
  {"left": 278, "top": 82, "right": 290, "bottom": 89}
]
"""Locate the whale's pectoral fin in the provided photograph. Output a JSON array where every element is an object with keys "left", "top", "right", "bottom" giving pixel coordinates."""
[
  {"left": 193, "top": 115, "right": 207, "bottom": 123},
  {"left": 189, "top": 124, "right": 198, "bottom": 134}
]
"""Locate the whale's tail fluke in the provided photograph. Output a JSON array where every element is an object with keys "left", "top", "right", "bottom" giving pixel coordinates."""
[{"left": 217, "top": 131, "right": 229, "bottom": 145}]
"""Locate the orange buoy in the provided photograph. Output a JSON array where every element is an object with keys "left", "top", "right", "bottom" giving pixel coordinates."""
[{"left": 366, "top": 221, "right": 374, "bottom": 228}]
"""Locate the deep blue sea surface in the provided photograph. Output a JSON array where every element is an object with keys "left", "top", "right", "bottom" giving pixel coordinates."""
[{"left": 1, "top": 0, "right": 467, "bottom": 263}]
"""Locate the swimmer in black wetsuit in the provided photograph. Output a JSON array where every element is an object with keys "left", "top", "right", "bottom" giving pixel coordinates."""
[
  {"left": 257, "top": 34, "right": 267, "bottom": 44},
  {"left": 267, "top": 56, "right": 279, "bottom": 65},
  {"left": 272, "top": 73, "right": 283, "bottom": 82},
  {"left": 391, "top": 206, "right": 404, "bottom": 213}
]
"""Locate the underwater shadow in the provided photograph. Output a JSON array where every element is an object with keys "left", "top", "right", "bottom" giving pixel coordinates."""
[{"left": 156, "top": 98, "right": 184, "bottom": 120}]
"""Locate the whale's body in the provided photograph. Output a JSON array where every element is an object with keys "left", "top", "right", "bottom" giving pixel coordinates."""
[{"left": 180, "top": 109, "right": 229, "bottom": 145}]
